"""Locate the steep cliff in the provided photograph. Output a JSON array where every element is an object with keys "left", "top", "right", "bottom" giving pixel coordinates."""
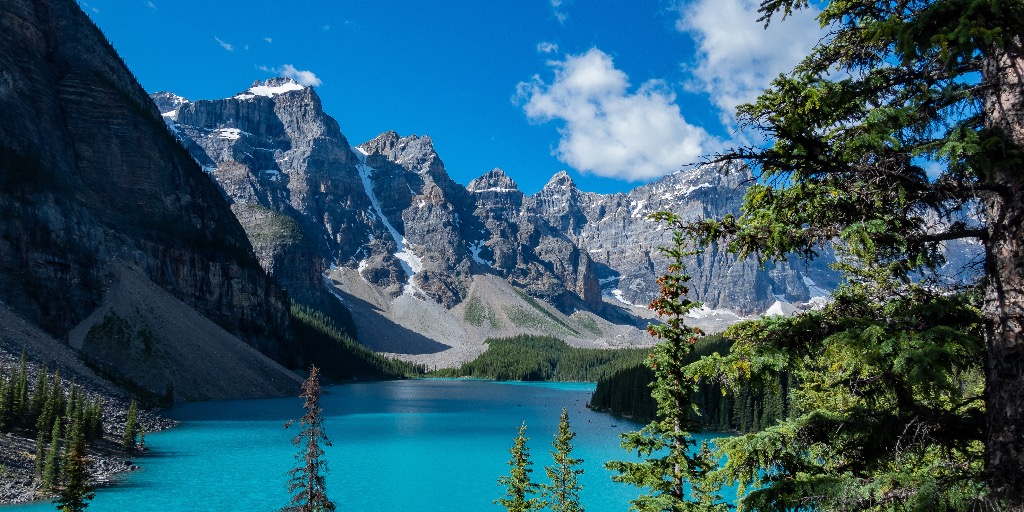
[{"left": 0, "top": 0, "right": 297, "bottom": 397}]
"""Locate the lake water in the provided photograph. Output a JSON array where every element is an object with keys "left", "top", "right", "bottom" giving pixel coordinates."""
[{"left": 4, "top": 379, "right": 729, "bottom": 511}]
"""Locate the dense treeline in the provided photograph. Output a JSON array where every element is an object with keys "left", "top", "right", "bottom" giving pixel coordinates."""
[
  {"left": 289, "top": 305, "right": 426, "bottom": 381},
  {"left": 0, "top": 354, "right": 107, "bottom": 493},
  {"left": 589, "top": 334, "right": 791, "bottom": 432},
  {"left": 0, "top": 354, "right": 104, "bottom": 442},
  {"left": 431, "top": 335, "right": 649, "bottom": 382}
]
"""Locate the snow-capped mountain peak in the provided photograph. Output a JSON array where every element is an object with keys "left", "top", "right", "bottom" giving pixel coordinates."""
[{"left": 234, "top": 77, "right": 307, "bottom": 100}]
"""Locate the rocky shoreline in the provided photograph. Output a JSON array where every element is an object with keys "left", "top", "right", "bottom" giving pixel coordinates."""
[
  {"left": 0, "top": 409, "right": 178, "bottom": 506},
  {"left": 0, "top": 320, "right": 180, "bottom": 507}
]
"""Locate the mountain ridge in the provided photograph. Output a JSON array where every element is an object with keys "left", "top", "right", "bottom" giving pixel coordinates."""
[
  {"left": 155, "top": 77, "right": 851, "bottom": 365},
  {"left": 0, "top": 0, "right": 299, "bottom": 399}
]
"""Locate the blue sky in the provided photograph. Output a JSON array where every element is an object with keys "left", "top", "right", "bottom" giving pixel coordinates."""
[{"left": 83, "top": 0, "right": 824, "bottom": 194}]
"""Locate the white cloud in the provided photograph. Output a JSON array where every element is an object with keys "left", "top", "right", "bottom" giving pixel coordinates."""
[
  {"left": 146, "top": 1, "right": 157, "bottom": 10},
  {"left": 517, "top": 49, "right": 714, "bottom": 182},
  {"left": 537, "top": 42, "right": 559, "bottom": 54},
  {"left": 214, "top": 36, "right": 234, "bottom": 52},
  {"left": 264, "top": 37, "right": 273, "bottom": 43},
  {"left": 551, "top": 0, "right": 568, "bottom": 24},
  {"left": 279, "top": 64, "right": 323, "bottom": 87},
  {"left": 677, "top": 0, "right": 823, "bottom": 121},
  {"left": 322, "top": 24, "right": 331, "bottom": 31}
]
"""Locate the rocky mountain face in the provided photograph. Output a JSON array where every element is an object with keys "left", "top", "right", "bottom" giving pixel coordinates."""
[
  {"left": 0, "top": 0, "right": 298, "bottom": 399},
  {"left": 569, "top": 165, "right": 840, "bottom": 313},
  {"left": 156, "top": 78, "right": 852, "bottom": 364}
]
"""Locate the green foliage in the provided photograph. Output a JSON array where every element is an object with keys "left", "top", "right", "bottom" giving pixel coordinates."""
[
  {"left": 591, "top": 334, "right": 757, "bottom": 428},
  {"left": 14, "top": 352, "right": 28, "bottom": 428},
  {"left": 573, "top": 315, "right": 602, "bottom": 336},
  {"left": 84, "top": 311, "right": 161, "bottom": 360},
  {"left": 589, "top": 362, "right": 657, "bottom": 422},
  {"left": 0, "top": 363, "right": 105, "bottom": 451},
  {"left": 463, "top": 296, "right": 502, "bottom": 329},
  {"left": 42, "top": 417, "right": 62, "bottom": 491},
  {"left": 0, "top": 355, "right": 24, "bottom": 432},
  {"left": 496, "top": 422, "right": 543, "bottom": 512},
  {"left": 289, "top": 304, "right": 425, "bottom": 380},
  {"left": 85, "top": 312, "right": 134, "bottom": 351},
  {"left": 672, "top": 0, "right": 1024, "bottom": 507},
  {"left": 542, "top": 409, "right": 585, "bottom": 512},
  {"left": 122, "top": 400, "right": 138, "bottom": 452},
  {"left": 54, "top": 424, "right": 95, "bottom": 512},
  {"left": 605, "top": 214, "right": 728, "bottom": 512},
  {"left": 688, "top": 278, "right": 986, "bottom": 511},
  {"left": 431, "top": 335, "right": 648, "bottom": 382},
  {"left": 464, "top": 296, "right": 487, "bottom": 326},
  {"left": 513, "top": 289, "right": 581, "bottom": 336},
  {"left": 235, "top": 203, "right": 305, "bottom": 245}
]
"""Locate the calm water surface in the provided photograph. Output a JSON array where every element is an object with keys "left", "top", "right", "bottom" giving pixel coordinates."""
[{"left": 4, "top": 379, "right": 727, "bottom": 511}]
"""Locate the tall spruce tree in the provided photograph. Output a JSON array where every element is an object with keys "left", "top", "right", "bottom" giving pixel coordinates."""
[
  {"left": 54, "top": 421, "right": 94, "bottom": 512},
  {"left": 42, "top": 416, "right": 62, "bottom": 491},
  {"left": 282, "top": 365, "right": 335, "bottom": 512},
  {"left": 28, "top": 367, "right": 48, "bottom": 428},
  {"left": 0, "top": 371, "right": 10, "bottom": 432},
  {"left": 605, "top": 214, "right": 727, "bottom": 512},
  {"left": 495, "top": 422, "right": 543, "bottom": 512},
  {"left": 13, "top": 352, "right": 28, "bottom": 429},
  {"left": 122, "top": 400, "right": 138, "bottom": 452},
  {"left": 542, "top": 409, "right": 584, "bottom": 512},
  {"left": 677, "top": 0, "right": 1024, "bottom": 507}
]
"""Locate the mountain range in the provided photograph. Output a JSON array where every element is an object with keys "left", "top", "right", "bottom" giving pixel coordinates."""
[
  {"left": 1, "top": 0, "right": 979, "bottom": 398},
  {"left": 152, "top": 77, "right": 842, "bottom": 367}
]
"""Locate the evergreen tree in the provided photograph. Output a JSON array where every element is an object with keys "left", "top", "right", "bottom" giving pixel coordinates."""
[
  {"left": 66, "top": 384, "right": 80, "bottom": 428},
  {"left": 28, "top": 367, "right": 48, "bottom": 429},
  {"left": 85, "top": 398, "right": 103, "bottom": 442},
  {"left": 682, "top": 0, "right": 1024, "bottom": 505},
  {"left": 678, "top": 0, "right": 1024, "bottom": 507},
  {"left": 47, "top": 371, "right": 65, "bottom": 435},
  {"left": 495, "top": 422, "right": 542, "bottom": 512},
  {"left": 34, "top": 430, "right": 45, "bottom": 479},
  {"left": 605, "top": 214, "right": 726, "bottom": 512},
  {"left": 42, "top": 417, "right": 62, "bottom": 490},
  {"left": 0, "top": 371, "right": 10, "bottom": 432},
  {"left": 542, "top": 409, "right": 584, "bottom": 512},
  {"left": 122, "top": 400, "right": 138, "bottom": 452},
  {"left": 36, "top": 372, "right": 61, "bottom": 444},
  {"left": 54, "top": 423, "right": 94, "bottom": 512},
  {"left": 13, "top": 352, "right": 28, "bottom": 429},
  {"left": 282, "top": 365, "right": 335, "bottom": 512}
]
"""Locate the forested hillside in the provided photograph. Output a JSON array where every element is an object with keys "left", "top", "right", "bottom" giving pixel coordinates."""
[
  {"left": 431, "top": 335, "right": 649, "bottom": 382},
  {"left": 588, "top": 334, "right": 791, "bottom": 432}
]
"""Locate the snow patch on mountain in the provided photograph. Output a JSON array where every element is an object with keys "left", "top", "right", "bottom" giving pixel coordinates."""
[
  {"left": 686, "top": 305, "right": 740, "bottom": 320},
  {"left": 764, "top": 300, "right": 800, "bottom": 317},
  {"left": 802, "top": 275, "right": 829, "bottom": 298},
  {"left": 235, "top": 79, "right": 306, "bottom": 100},
  {"left": 216, "top": 128, "right": 245, "bottom": 141},
  {"left": 468, "top": 240, "right": 493, "bottom": 267},
  {"left": 609, "top": 289, "right": 647, "bottom": 308},
  {"left": 354, "top": 147, "right": 423, "bottom": 295}
]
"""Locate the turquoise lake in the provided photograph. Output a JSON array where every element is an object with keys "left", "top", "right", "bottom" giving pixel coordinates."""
[{"left": 4, "top": 379, "right": 730, "bottom": 511}]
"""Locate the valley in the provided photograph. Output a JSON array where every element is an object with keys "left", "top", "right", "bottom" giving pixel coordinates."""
[{"left": 0, "top": 0, "right": 1007, "bottom": 509}]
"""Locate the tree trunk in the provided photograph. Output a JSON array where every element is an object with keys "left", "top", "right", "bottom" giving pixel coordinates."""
[{"left": 982, "top": 35, "right": 1024, "bottom": 510}]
